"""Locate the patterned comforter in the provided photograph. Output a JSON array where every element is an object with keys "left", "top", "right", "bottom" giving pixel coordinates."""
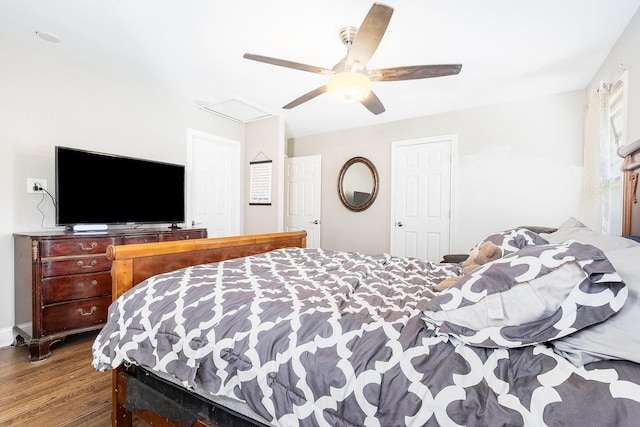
[{"left": 93, "top": 247, "right": 640, "bottom": 426}]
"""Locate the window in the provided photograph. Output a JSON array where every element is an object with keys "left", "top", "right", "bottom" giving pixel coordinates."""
[{"left": 600, "top": 71, "right": 628, "bottom": 235}]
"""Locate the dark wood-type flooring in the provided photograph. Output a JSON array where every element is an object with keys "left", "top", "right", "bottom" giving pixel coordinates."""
[{"left": 0, "top": 331, "right": 149, "bottom": 427}]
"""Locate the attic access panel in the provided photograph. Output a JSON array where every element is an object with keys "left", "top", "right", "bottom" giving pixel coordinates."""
[{"left": 200, "top": 98, "right": 273, "bottom": 123}]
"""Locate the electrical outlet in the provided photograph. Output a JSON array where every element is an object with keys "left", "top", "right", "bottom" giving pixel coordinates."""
[{"left": 27, "top": 178, "right": 48, "bottom": 193}]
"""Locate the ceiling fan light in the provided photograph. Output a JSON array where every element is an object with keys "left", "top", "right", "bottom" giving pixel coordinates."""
[{"left": 328, "top": 72, "right": 371, "bottom": 102}]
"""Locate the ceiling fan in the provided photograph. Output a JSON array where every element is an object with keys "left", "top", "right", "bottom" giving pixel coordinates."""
[{"left": 243, "top": 2, "right": 462, "bottom": 115}]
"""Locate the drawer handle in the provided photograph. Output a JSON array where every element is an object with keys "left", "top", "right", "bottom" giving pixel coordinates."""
[
  {"left": 77, "top": 280, "right": 98, "bottom": 287},
  {"left": 78, "top": 242, "right": 98, "bottom": 251},
  {"left": 77, "top": 260, "right": 97, "bottom": 269},
  {"left": 77, "top": 306, "right": 97, "bottom": 317}
]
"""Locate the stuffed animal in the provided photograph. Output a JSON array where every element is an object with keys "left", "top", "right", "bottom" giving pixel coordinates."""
[{"left": 435, "top": 241, "right": 503, "bottom": 291}]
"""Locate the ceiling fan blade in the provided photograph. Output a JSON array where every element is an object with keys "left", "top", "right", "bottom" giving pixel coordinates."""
[
  {"left": 283, "top": 85, "right": 328, "bottom": 109},
  {"left": 371, "top": 64, "right": 462, "bottom": 81},
  {"left": 361, "top": 90, "right": 385, "bottom": 115},
  {"left": 243, "top": 53, "right": 331, "bottom": 75},
  {"left": 346, "top": 3, "right": 394, "bottom": 69}
]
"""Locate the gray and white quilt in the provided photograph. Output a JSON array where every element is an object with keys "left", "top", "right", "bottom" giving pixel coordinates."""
[{"left": 93, "top": 244, "right": 640, "bottom": 426}]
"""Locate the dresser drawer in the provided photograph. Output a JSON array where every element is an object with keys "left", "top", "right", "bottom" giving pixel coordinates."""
[
  {"left": 123, "top": 234, "right": 159, "bottom": 244},
  {"left": 41, "top": 296, "right": 111, "bottom": 335},
  {"left": 41, "top": 237, "right": 122, "bottom": 257},
  {"left": 159, "top": 230, "right": 205, "bottom": 241},
  {"left": 42, "top": 272, "right": 111, "bottom": 304},
  {"left": 41, "top": 256, "right": 111, "bottom": 277}
]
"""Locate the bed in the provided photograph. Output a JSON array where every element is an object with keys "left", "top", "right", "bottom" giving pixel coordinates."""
[{"left": 93, "top": 146, "right": 640, "bottom": 427}]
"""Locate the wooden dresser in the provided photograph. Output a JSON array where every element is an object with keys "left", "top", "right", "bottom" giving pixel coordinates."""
[{"left": 13, "top": 227, "right": 207, "bottom": 361}]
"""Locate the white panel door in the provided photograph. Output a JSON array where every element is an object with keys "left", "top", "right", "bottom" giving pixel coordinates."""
[
  {"left": 391, "top": 137, "right": 453, "bottom": 261},
  {"left": 187, "top": 129, "right": 241, "bottom": 237},
  {"left": 285, "top": 155, "right": 321, "bottom": 248}
]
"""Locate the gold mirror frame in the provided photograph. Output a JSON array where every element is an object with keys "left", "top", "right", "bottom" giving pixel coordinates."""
[{"left": 337, "top": 156, "right": 379, "bottom": 212}]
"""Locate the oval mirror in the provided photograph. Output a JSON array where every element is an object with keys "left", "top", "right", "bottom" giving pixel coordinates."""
[{"left": 337, "top": 156, "right": 379, "bottom": 212}]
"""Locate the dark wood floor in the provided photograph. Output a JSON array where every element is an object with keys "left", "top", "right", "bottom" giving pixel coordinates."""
[{"left": 0, "top": 331, "right": 148, "bottom": 427}]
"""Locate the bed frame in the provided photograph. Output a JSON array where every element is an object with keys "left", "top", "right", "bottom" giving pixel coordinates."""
[
  {"left": 620, "top": 138, "right": 640, "bottom": 236},
  {"left": 106, "top": 230, "right": 307, "bottom": 427},
  {"left": 105, "top": 138, "right": 640, "bottom": 427}
]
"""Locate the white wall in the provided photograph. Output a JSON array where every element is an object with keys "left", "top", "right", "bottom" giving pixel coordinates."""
[
  {"left": 0, "top": 37, "right": 245, "bottom": 346},
  {"left": 289, "top": 90, "right": 585, "bottom": 255}
]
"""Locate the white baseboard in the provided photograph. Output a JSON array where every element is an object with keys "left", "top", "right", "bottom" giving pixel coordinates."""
[{"left": 0, "top": 326, "right": 16, "bottom": 348}]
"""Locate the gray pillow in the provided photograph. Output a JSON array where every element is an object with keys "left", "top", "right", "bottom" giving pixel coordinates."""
[
  {"left": 481, "top": 227, "right": 549, "bottom": 255},
  {"left": 552, "top": 245, "right": 640, "bottom": 365},
  {"left": 421, "top": 241, "right": 627, "bottom": 348},
  {"left": 542, "top": 217, "right": 640, "bottom": 251}
]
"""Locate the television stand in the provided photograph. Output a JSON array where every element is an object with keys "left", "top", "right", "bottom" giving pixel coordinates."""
[{"left": 168, "top": 223, "right": 182, "bottom": 229}]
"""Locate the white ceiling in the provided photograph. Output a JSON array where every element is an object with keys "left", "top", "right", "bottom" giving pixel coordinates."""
[{"left": 2, "top": 0, "right": 640, "bottom": 138}]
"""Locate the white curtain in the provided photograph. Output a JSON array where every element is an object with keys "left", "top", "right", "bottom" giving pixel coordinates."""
[{"left": 578, "top": 82, "right": 610, "bottom": 232}]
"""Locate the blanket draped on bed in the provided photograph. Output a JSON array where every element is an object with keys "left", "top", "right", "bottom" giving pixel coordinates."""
[{"left": 93, "top": 247, "right": 640, "bottom": 427}]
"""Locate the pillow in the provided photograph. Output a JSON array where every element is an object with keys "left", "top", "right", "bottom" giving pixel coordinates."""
[
  {"left": 542, "top": 217, "right": 640, "bottom": 252},
  {"left": 481, "top": 227, "right": 549, "bottom": 255},
  {"left": 552, "top": 245, "right": 640, "bottom": 365},
  {"left": 421, "top": 241, "right": 627, "bottom": 348}
]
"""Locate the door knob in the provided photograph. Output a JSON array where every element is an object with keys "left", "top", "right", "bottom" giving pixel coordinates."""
[
  {"left": 396, "top": 221, "right": 404, "bottom": 227},
  {"left": 311, "top": 220, "right": 321, "bottom": 225}
]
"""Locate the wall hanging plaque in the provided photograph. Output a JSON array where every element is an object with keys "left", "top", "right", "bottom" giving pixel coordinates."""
[{"left": 249, "top": 159, "right": 272, "bottom": 205}]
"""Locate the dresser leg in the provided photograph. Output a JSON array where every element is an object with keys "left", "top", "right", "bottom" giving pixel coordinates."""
[{"left": 27, "top": 336, "right": 57, "bottom": 361}]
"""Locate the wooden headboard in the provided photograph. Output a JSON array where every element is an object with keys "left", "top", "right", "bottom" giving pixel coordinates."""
[
  {"left": 619, "top": 138, "right": 640, "bottom": 236},
  {"left": 107, "top": 230, "right": 307, "bottom": 300}
]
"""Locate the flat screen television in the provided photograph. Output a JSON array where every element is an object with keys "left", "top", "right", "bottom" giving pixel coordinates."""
[{"left": 55, "top": 146, "right": 185, "bottom": 229}]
